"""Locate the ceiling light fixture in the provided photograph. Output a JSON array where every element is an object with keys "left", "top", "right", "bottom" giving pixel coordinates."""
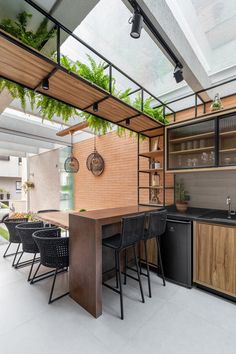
[
  {"left": 93, "top": 102, "right": 98, "bottom": 112},
  {"left": 42, "top": 78, "right": 49, "bottom": 90},
  {"left": 173, "top": 65, "right": 184, "bottom": 83},
  {"left": 129, "top": 9, "right": 143, "bottom": 39},
  {"left": 125, "top": 118, "right": 130, "bottom": 126}
]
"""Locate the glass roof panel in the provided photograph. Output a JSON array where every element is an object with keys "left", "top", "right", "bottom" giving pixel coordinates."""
[
  {"left": 190, "top": 0, "right": 236, "bottom": 73},
  {"left": 61, "top": 0, "right": 188, "bottom": 99}
]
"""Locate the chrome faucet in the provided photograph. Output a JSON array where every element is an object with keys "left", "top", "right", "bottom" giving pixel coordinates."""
[{"left": 226, "top": 196, "right": 232, "bottom": 219}]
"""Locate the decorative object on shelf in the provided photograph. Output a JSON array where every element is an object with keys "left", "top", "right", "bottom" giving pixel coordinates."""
[
  {"left": 154, "top": 160, "right": 161, "bottom": 169},
  {"left": 151, "top": 159, "right": 155, "bottom": 169},
  {"left": 79, "top": 209, "right": 86, "bottom": 212},
  {"left": 22, "top": 181, "right": 35, "bottom": 193},
  {"left": 175, "top": 179, "right": 189, "bottom": 212},
  {"left": 151, "top": 136, "right": 161, "bottom": 151},
  {"left": 150, "top": 188, "right": 161, "bottom": 205},
  {"left": 6, "top": 192, "right": 10, "bottom": 200},
  {"left": 86, "top": 136, "right": 105, "bottom": 176},
  {"left": 64, "top": 133, "right": 79, "bottom": 173},
  {"left": 210, "top": 93, "right": 223, "bottom": 111},
  {"left": 152, "top": 172, "right": 160, "bottom": 187}
]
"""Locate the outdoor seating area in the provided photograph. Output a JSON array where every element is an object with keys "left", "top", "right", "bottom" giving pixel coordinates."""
[{"left": 1, "top": 0, "right": 236, "bottom": 353}]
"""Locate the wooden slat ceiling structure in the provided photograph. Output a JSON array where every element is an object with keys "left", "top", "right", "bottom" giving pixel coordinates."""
[{"left": 0, "top": 29, "right": 163, "bottom": 137}]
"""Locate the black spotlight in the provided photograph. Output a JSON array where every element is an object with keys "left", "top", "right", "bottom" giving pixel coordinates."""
[
  {"left": 125, "top": 118, "right": 130, "bottom": 126},
  {"left": 93, "top": 102, "right": 98, "bottom": 112},
  {"left": 42, "top": 78, "right": 49, "bottom": 90},
  {"left": 130, "top": 10, "right": 143, "bottom": 39},
  {"left": 173, "top": 65, "right": 184, "bottom": 83}
]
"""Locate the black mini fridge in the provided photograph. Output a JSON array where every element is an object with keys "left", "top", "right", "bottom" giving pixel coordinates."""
[{"left": 160, "top": 218, "right": 192, "bottom": 288}]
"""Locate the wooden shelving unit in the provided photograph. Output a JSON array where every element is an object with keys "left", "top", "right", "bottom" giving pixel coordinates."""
[
  {"left": 139, "top": 150, "right": 163, "bottom": 158},
  {"left": 138, "top": 130, "right": 174, "bottom": 207}
]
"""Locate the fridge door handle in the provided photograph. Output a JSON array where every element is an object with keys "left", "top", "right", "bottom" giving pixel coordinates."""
[{"left": 167, "top": 219, "right": 191, "bottom": 224}]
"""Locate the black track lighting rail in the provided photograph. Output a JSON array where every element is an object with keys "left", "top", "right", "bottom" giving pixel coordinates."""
[{"left": 127, "top": 0, "right": 183, "bottom": 69}]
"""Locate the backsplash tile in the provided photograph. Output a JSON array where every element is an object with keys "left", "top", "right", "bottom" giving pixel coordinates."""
[{"left": 176, "top": 171, "right": 236, "bottom": 210}]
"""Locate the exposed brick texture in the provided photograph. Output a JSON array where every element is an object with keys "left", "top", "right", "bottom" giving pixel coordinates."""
[{"left": 73, "top": 131, "right": 146, "bottom": 210}]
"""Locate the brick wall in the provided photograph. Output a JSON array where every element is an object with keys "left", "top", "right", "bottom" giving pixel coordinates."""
[{"left": 73, "top": 131, "right": 147, "bottom": 211}]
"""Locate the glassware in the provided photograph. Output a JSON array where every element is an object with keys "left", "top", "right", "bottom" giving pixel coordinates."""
[
  {"left": 181, "top": 142, "right": 186, "bottom": 150},
  {"left": 199, "top": 139, "right": 205, "bottom": 148},
  {"left": 187, "top": 141, "right": 193, "bottom": 150}
]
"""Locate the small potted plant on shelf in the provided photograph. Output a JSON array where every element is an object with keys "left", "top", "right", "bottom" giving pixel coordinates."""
[
  {"left": 210, "top": 93, "right": 223, "bottom": 111},
  {"left": 175, "top": 179, "right": 189, "bottom": 212}
]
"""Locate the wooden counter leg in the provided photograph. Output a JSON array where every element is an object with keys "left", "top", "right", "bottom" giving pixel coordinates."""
[{"left": 69, "top": 214, "right": 102, "bottom": 318}]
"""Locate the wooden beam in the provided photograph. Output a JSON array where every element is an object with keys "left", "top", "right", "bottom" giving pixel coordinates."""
[{"left": 56, "top": 121, "right": 89, "bottom": 137}]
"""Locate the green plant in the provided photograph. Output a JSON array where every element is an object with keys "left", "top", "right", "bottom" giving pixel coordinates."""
[
  {"left": 0, "top": 11, "right": 56, "bottom": 50},
  {"left": 79, "top": 208, "right": 86, "bottom": 212},
  {"left": 175, "top": 179, "right": 188, "bottom": 202},
  {"left": 0, "top": 11, "right": 169, "bottom": 136}
]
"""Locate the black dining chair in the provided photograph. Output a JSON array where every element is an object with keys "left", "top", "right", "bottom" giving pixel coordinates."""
[
  {"left": 16, "top": 222, "right": 56, "bottom": 282},
  {"left": 3, "top": 218, "right": 28, "bottom": 267},
  {"left": 141, "top": 210, "right": 167, "bottom": 298},
  {"left": 102, "top": 213, "right": 146, "bottom": 320},
  {"left": 33, "top": 228, "right": 69, "bottom": 304}
]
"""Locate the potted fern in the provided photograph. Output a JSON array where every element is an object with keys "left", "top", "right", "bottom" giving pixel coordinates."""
[{"left": 175, "top": 180, "right": 189, "bottom": 212}]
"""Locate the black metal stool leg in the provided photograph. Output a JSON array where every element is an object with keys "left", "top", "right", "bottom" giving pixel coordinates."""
[
  {"left": 117, "top": 251, "right": 124, "bottom": 320},
  {"left": 133, "top": 245, "right": 145, "bottom": 303},
  {"left": 30, "top": 262, "right": 41, "bottom": 284},
  {"left": 49, "top": 268, "right": 58, "bottom": 304},
  {"left": 27, "top": 253, "right": 37, "bottom": 281},
  {"left": 3, "top": 242, "right": 11, "bottom": 257},
  {"left": 124, "top": 249, "right": 127, "bottom": 285},
  {"left": 12, "top": 244, "right": 21, "bottom": 267},
  {"left": 156, "top": 236, "right": 166, "bottom": 286},
  {"left": 115, "top": 250, "right": 119, "bottom": 288},
  {"left": 144, "top": 240, "right": 152, "bottom": 298}
]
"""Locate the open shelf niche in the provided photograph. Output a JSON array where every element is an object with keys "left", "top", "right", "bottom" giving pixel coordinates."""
[{"left": 138, "top": 128, "right": 174, "bottom": 207}]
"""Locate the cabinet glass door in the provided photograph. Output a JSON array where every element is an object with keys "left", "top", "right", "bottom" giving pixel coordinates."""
[
  {"left": 219, "top": 114, "right": 236, "bottom": 166},
  {"left": 167, "top": 119, "right": 216, "bottom": 170}
]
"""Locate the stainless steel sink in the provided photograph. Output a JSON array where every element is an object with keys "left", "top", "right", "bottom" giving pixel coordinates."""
[{"left": 200, "top": 210, "right": 236, "bottom": 221}]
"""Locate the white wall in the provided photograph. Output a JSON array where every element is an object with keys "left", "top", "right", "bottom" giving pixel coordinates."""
[
  {"left": 0, "top": 177, "right": 21, "bottom": 200},
  {"left": 176, "top": 171, "right": 236, "bottom": 210},
  {"left": 0, "top": 156, "right": 22, "bottom": 177},
  {"left": 29, "top": 149, "right": 60, "bottom": 212}
]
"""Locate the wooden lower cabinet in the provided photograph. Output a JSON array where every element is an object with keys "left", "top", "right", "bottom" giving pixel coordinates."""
[{"left": 193, "top": 221, "right": 236, "bottom": 297}]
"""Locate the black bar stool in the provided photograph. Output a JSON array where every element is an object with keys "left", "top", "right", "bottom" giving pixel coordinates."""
[
  {"left": 141, "top": 210, "right": 167, "bottom": 298},
  {"left": 3, "top": 218, "right": 28, "bottom": 266},
  {"left": 33, "top": 228, "right": 69, "bottom": 304},
  {"left": 102, "top": 213, "right": 146, "bottom": 320}
]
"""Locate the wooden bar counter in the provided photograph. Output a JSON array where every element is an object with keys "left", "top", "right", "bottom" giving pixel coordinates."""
[{"left": 69, "top": 205, "right": 158, "bottom": 318}]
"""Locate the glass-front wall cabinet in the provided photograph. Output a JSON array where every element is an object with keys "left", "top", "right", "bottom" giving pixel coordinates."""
[
  {"left": 219, "top": 114, "right": 236, "bottom": 166},
  {"left": 167, "top": 119, "right": 216, "bottom": 170}
]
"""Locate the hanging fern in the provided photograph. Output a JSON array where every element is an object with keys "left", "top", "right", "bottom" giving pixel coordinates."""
[
  {"left": 0, "top": 11, "right": 56, "bottom": 49},
  {"left": 0, "top": 11, "right": 168, "bottom": 137}
]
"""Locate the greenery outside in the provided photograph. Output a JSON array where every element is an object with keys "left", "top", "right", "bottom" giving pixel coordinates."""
[{"left": 0, "top": 226, "right": 9, "bottom": 241}]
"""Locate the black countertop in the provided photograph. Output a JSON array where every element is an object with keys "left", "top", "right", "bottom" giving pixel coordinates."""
[{"left": 165, "top": 205, "right": 236, "bottom": 226}]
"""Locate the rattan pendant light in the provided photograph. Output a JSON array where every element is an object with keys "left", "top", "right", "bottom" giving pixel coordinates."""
[
  {"left": 64, "top": 132, "right": 79, "bottom": 173},
  {"left": 86, "top": 135, "right": 104, "bottom": 176}
]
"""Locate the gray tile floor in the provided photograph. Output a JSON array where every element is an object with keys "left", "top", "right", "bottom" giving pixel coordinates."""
[{"left": 0, "top": 243, "right": 236, "bottom": 354}]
